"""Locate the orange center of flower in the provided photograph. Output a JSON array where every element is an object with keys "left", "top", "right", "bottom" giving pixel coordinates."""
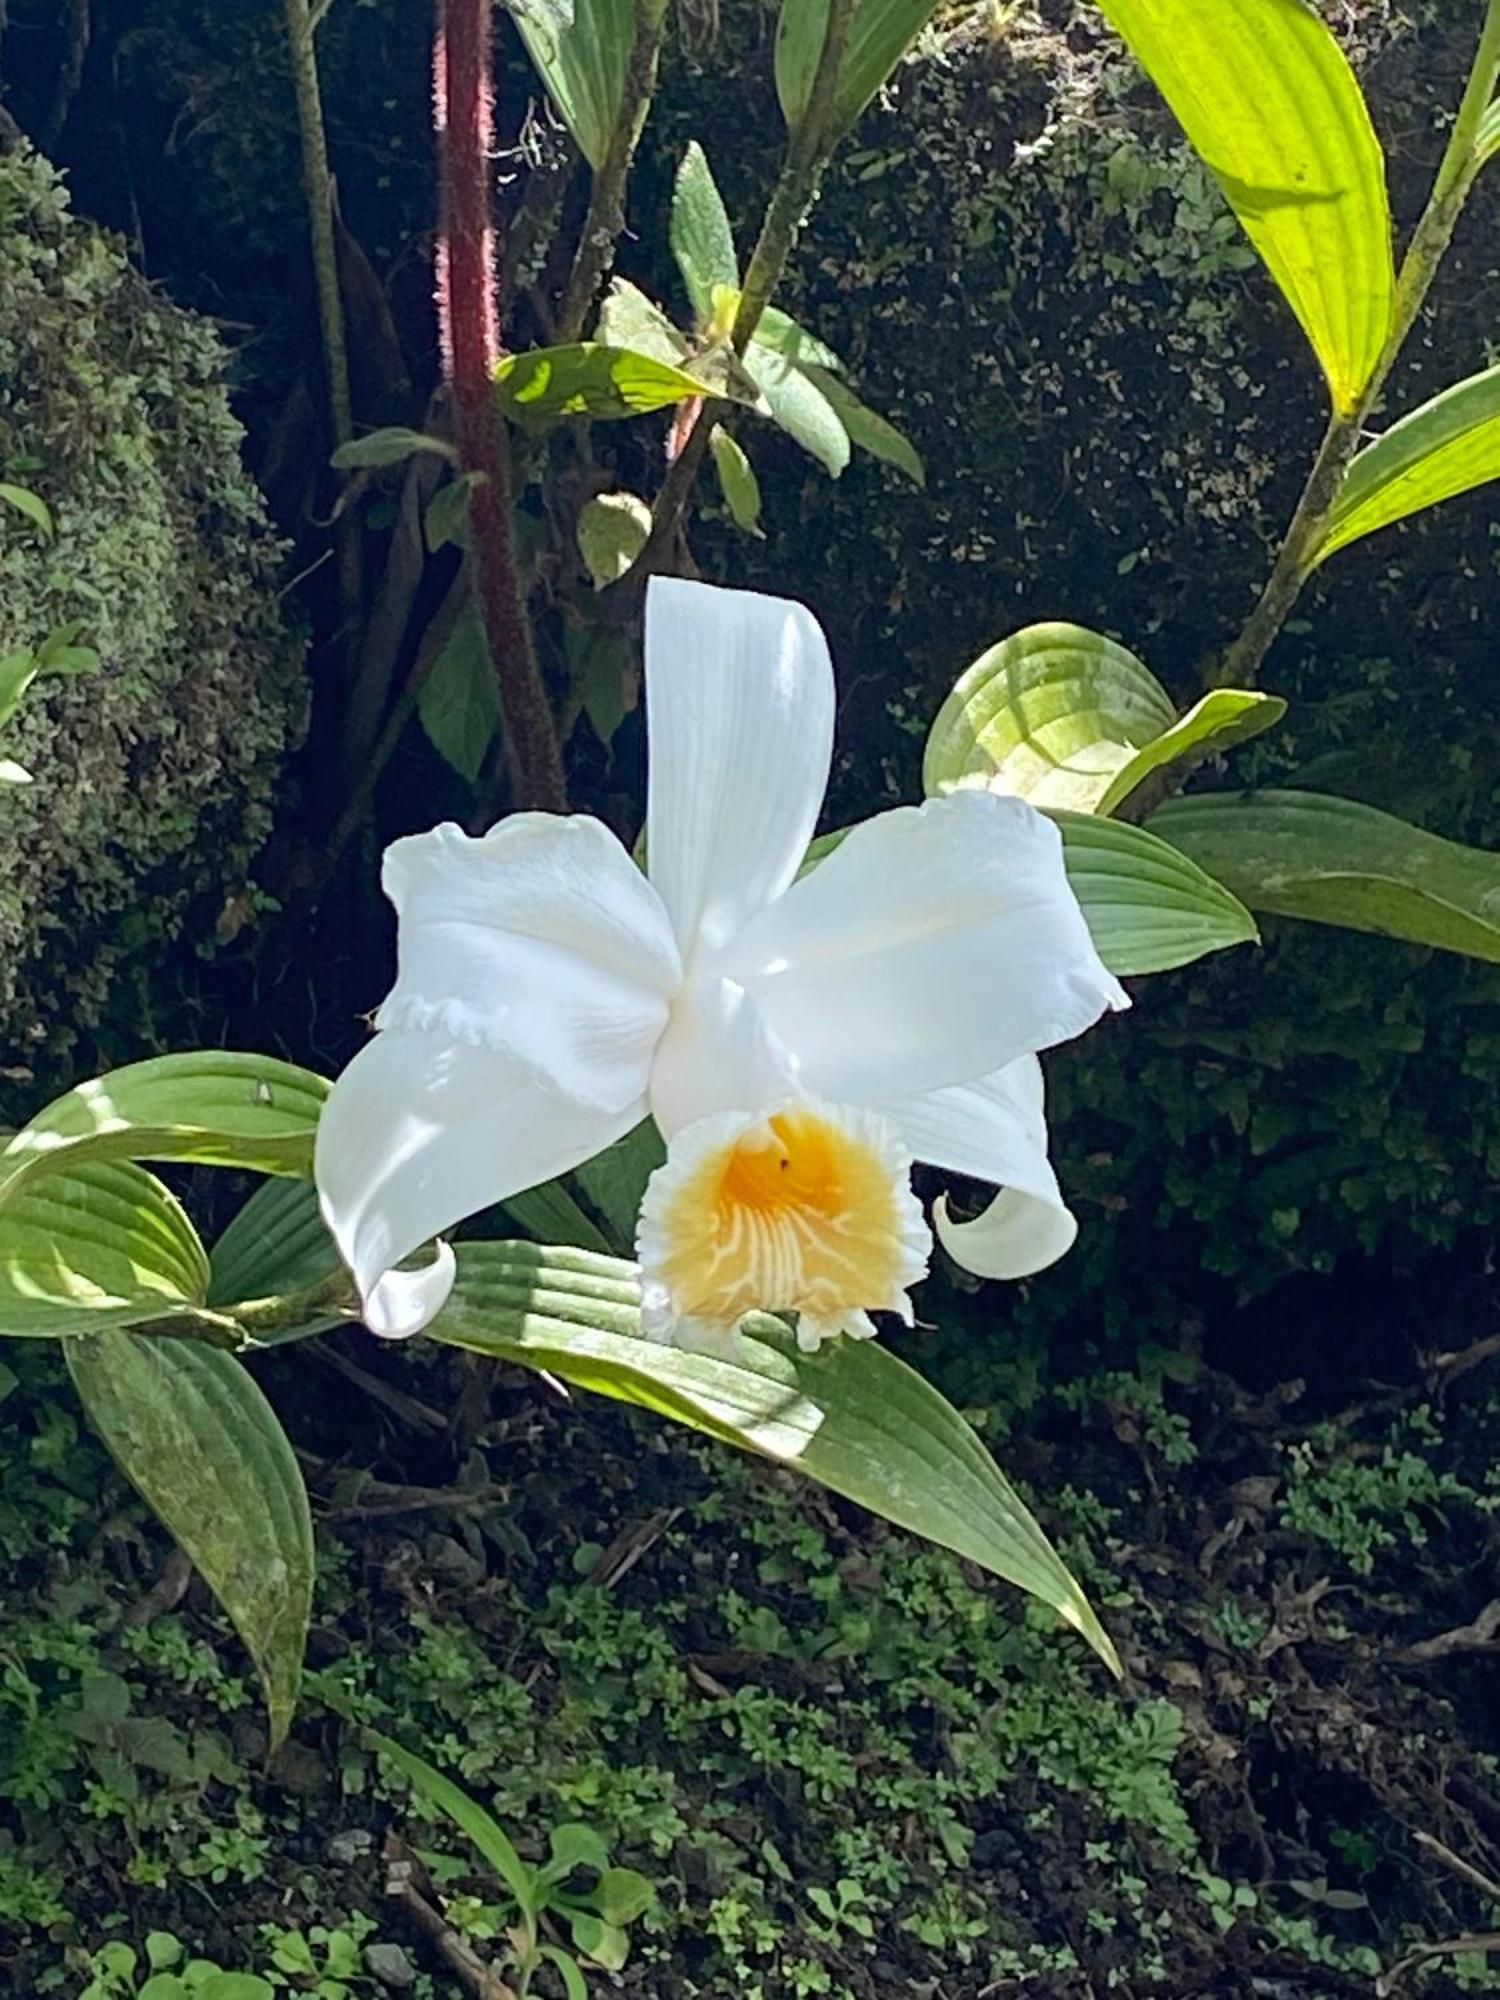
[{"left": 642, "top": 1102, "right": 927, "bottom": 1337}]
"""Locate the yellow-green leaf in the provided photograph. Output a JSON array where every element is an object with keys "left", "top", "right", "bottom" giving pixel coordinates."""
[
  {"left": 429, "top": 1241, "right": 1118, "bottom": 1672},
  {"left": 0, "top": 1053, "right": 331, "bottom": 1212},
  {"left": 1316, "top": 361, "right": 1500, "bottom": 564},
  {"left": 1056, "top": 811, "right": 1260, "bottom": 975},
  {"left": 923, "top": 622, "right": 1282, "bottom": 815},
  {"left": 1149, "top": 789, "right": 1500, "bottom": 962},
  {"left": 577, "top": 491, "right": 653, "bottom": 587},
  {"left": 1095, "top": 0, "right": 1394, "bottom": 413},
  {"left": 66, "top": 1333, "right": 313, "bottom": 1749},
  {"left": 495, "top": 343, "right": 743, "bottom": 422},
  {"left": 776, "top": 0, "right": 942, "bottom": 141},
  {"left": 516, "top": 0, "right": 634, "bottom": 171}
]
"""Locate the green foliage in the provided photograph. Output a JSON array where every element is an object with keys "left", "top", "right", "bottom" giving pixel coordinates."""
[
  {"left": 515, "top": 0, "right": 636, "bottom": 172},
  {"left": 922, "top": 620, "right": 1281, "bottom": 815},
  {"left": 495, "top": 342, "right": 742, "bottom": 422},
  {"left": 1054, "top": 812, "right": 1259, "bottom": 975},
  {"left": 1152, "top": 789, "right": 1500, "bottom": 963},
  {"left": 775, "top": 0, "right": 944, "bottom": 143},
  {"left": 1095, "top": 0, "right": 1395, "bottom": 411},
  {"left": 1318, "top": 360, "right": 1500, "bottom": 563}
]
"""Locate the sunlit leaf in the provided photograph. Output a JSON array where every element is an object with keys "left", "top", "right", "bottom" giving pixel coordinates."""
[
  {"left": 0, "top": 1053, "right": 331, "bottom": 1211},
  {"left": 577, "top": 491, "right": 653, "bottom": 587},
  {"left": 1477, "top": 97, "right": 1500, "bottom": 169},
  {"left": 66, "top": 1333, "right": 313, "bottom": 1749},
  {"left": 709, "top": 426, "right": 764, "bottom": 532},
  {"left": 1317, "top": 361, "right": 1500, "bottom": 564},
  {"left": 208, "top": 1178, "right": 351, "bottom": 1333},
  {"left": 776, "top": 0, "right": 943, "bottom": 141},
  {"left": 0, "top": 1161, "right": 210, "bottom": 1338},
  {"left": 516, "top": 0, "right": 633, "bottom": 170},
  {"left": 670, "top": 141, "right": 740, "bottom": 321},
  {"left": 0, "top": 480, "right": 54, "bottom": 538},
  {"left": 1055, "top": 811, "right": 1260, "bottom": 974},
  {"left": 495, "top": 343, "right": 742, "bottom": 421},
  {"left": 803, "top": 365, "right": 925, "bottom": 485},
  {"left": 595, "top": 279, "right": 690, "bottom": 363},
  {"left": 744, "top": 343, "right": 850, "bottom": 473},
  {"left": 429, "top": 1241, "right": 1119, "bottom": 1670},
  {"left": 1095, "top": 0, "right": 1394, "bottom": 412},
  {"left": 1150, "top": 789, "right": 1500, "bottom": 962},
  {"left": 924, "top": 622, "right": 1283, "bottom": 815}
]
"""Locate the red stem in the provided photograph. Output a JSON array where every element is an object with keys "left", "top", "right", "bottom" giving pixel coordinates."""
[{"left": 434, "top": 0, "right": 565, "bottom": 811}]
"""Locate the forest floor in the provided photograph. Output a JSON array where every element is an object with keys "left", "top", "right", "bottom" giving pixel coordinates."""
[{"left": 6, "top": 1259, "right": 1500, "bottom": 2000}]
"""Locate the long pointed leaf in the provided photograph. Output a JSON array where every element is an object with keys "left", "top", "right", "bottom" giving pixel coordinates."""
[
  {"left": 429, "top": 1241, "right": 1118, "bottom": 1671},
  {"left": 1150, "top": 789, "right": 1500, "bottom": 962},
  {"left": 66, "top": 1333, "right": 313, "bottom": 1749},
  {"left": 776, "top": 0, "right": 943, "bottom": 141},
  {"left": 1317, "top": 361, "right": 1500, "bottom": 563},
  {"left": 1096, "top": 0, "right": 1394, "bottom": 412},
  {"left": 516, "top": 0, "right": 633, "bottom": 171},
  {"left": 670, "top": 141, "right": 740, "bottom": 321},
  {"left": 1055, "top": 811, "right": 1259, "bottom": 974}
]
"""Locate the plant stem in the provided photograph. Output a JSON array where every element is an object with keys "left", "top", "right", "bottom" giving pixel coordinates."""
[
  {"left": 625, "top": 0, "right": 857, "bottom": 585},
  {"left": 436, "top": 0, "right": 566, "bottom": 811},
  {"left": 556, "top": 0, "right": 670, "bottom": 342},
  {"left": 1216, "top": 0, "right": 1500, "bottom": 697},
  {"left": 282, "top": 0, "right": 353, "bottom": 446}
]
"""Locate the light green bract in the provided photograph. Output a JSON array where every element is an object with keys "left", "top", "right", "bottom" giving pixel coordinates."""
[
  {"left": 1317, "top": 361, "right": 1500, "bottom": 563},
  {"left": 922, "top": 622, "right": 1281, "bottom": 817},
  {"left": 1095, "top": 0, "right": 1394, "bottom": 413},
  {"left": 1150, "top": 790, "right": 1500, "bottom": 964}
]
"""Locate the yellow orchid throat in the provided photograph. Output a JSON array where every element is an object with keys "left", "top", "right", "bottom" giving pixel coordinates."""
[{"left": 637, "top": 1099, "right": 931, "bottom": 1353}]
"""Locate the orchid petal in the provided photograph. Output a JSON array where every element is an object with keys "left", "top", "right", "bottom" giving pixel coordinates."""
[
  {"left": 888, "top": 1056, "right": 1078, "bottom": 1279},
  {"left": 377, "top": 814, "right": 680, "bottom": 1113},
  {"left": 645, "top": 576, "right": 834, "bottom": 963},
  {"left": 315, "top": 1030, "right": 643, "bottom": 1338},
  {"left": 724, "top": 792, "right": 1129, "bottom": 1104},
  {"left": 648, "top": 975, "right": 800, "bottom": 1139}
]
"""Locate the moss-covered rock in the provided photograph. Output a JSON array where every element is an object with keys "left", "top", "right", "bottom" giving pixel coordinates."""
[{"left": 0, "top": 143, "right": 304, "bottom": 1104}]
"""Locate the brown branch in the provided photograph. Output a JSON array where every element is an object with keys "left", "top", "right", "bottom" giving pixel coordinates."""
[
  {"left": 384, "top": 1836, "right": 518, "bottom": 1999},
  {"left": 435, "top": 0, "right": 565, "bottom": 811}
]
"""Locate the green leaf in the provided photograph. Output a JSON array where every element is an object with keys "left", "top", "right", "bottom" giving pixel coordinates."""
[
  {"left": 503, "top": 1174, "right": 615, "bottom": 1254},
  {"left": 0, "top": 480, "right": 54, "bottom": 538},
  {"left": 751, "top": 306, "right": 845, "bottom": 372},
  {"left": 190, "top": 1977, "right": 275, "bottom": 2000},
  {"left": 0, "top": 648, "right": 39, "bottom": 732},
  {"left": 709, "top": 426, "right": 764, "bottom": 533},
  {"left": 330, "top": 427, "right": 456, "bottom": 470},
  {"left": 569, "top": 1911, "right": 630, "bottom": 1970},
  {"left": 429, "top": 1242, "right": 1119, "bottom": 1671},
  {"left": 576, "top": 491, "right": 653, "bottom": 588},
  {"left": 776, "top": 0, "right": 942, "bottom": 142},
  {"left": 545, "top": 1822, "right": 612, "bottom": 1879},
  {"left": 803, "top": 365, "right": 925, "bottom": 485},
  {"left": 670, "top": 142, "right": 740, "bottom": 322},
  {"left": 1478, "top": 97, "right": 1500, "bottom": 170},
  {"left": 1095, "top": 0, "right": 1394, "bottom": 413},
  {"left": 1056, "top": 810, "right": 1260, "bottom": 975},
  {"left": 923, "top": 623, "right": 1280, "bottom": 815},
  {"left": 595, "top": 280, "right": 691, "bottom": 364},
  {"left": 424, "top": 471, "right": 484, "bottom": 554},
  {"left": 417, "top": 600, "right": 501, "bottom": 786},
  {"left": 564, "top": 624, "right": 636, "bottom": 744},
  {"left": 1316, "top": 361, "right": 1500, "bottom": 564},
  {"left": 744, "top": 343, "right": 850, "bottom": 474},
  {"left": 65, "top": 1334, "right": 314, "bottom": 1749},
  {"left": 0, "top": 1053, "right": 331, "bottom": 1212},
  {"left": 593, "top": 1865, "right": 655, "bottom": 1924},
  {"left": 0, "top": 1160, "right": 210, "bottom": 1338},
  {"left": 574, "top": 1119, "right": 664, "bottom": 1246},
  {"left": 495, "top": 343, "right": 737, "bottom": 422},
  {"left": 208, "top": 1179, "right": 349, "bottom": 1336},
  {"left": 516, "top": 0, "right": 633, "bottom": 171},
  {"left": 1148, "top": 789, "right": 1500, "bottom": 962},
  {"left": 356, "top": 1722, "right": 537, "bottom": 1921},
  {"left": 537, "top": 1946, "right": 589, "bottom": 2000}
]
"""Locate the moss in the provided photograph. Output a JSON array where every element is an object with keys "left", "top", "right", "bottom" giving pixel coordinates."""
[{"left": 0, "top": 143, "right": 304, "bottom": 1103}]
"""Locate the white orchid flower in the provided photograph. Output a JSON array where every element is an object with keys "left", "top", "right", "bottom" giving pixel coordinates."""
[{"left": 314, "top": 578, "right": 1128, "bottom": 1350}]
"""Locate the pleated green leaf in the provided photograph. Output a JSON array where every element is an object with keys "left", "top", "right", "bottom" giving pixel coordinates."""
[
  {"left": 922, "top": 622, "right": 1281, "bottom": 815},
  {"left": 0, "top": 1053, "right": 330, "bottom": 1212},
  {"left": 1096, "top": 0, "right": 1394, "bottom": 412},
  {"left": 0, "top": 1160, "right": 210, "bottom": 1338},
  {"left": 1055, "top": 811, "right": 1260, "bottom": 975},
  {"left": 1317, "top": 362, "right": 1500, "bottom": 563},
  {"left": 776, "top": 0, "right": 943, "bottom": 141},
  {"left": 516, "top": 0, "right": 634, "bottom": 171},
  {"left": 1477, "top": 98, "right": 1500, "bottom": 169},
  {"left": 1149, "top": 789, "right": 1500, "bottom": 962},
  {"left": 66, "top": 1333, "right": 314, "bottom": 1749},
  {"left": 429, "top": 1241, "right": 1118, "bottom": 1671},
  {"left": 208, "top": 1178, "right": 349, "bottom": 1322}
]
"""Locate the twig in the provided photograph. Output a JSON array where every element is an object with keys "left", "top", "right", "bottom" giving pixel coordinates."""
[
  {"left": 1412, "top": 1829, "right": 1500, "bottom": 1903},
  {"left": 39, "top": 0, "right": 89, "bottom": 150},
  {"left": 1423, "top": 1329, "right": 1500, "bottom": 1391},
  {"left": 282, "top": 0, "right": 354, "bottom": 447},
  {"left": 625, "top": 0, "right": 858, "bottom": 586},
  {"left": 1378, "top": 1932, "right": 1500, "bottom": 1996},
  {"left": 313, "top": 1343, "right": 449, "bottom": 1434},
  {"left": 384, "top": 1836, "right": 518, "bottom": 1999},
  {"left": 556, "top": 0, "right": 670, "bottom": 341},
  {"left": 1395, "top": 1600, "right": 1500, "bottom": 1664},
  {"left": 435, "top": 0, "right": 567, "bottom": 811}
]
